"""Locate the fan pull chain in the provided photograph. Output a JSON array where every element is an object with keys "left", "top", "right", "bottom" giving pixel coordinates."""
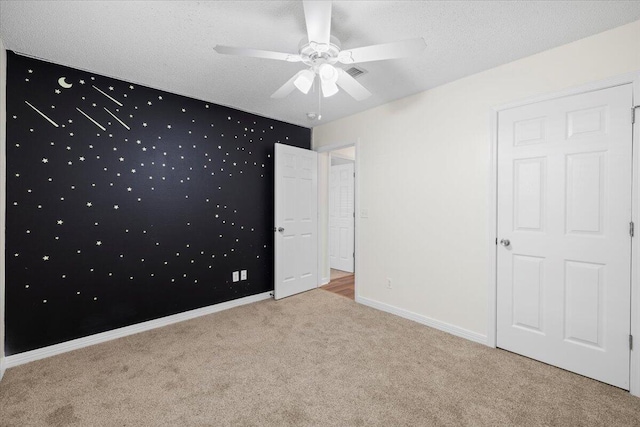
[{"left": 317, "top": 77, "right": 322, "bottom": 121}]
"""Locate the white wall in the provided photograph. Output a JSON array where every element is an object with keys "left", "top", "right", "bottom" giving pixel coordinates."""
[
  {"left": 331, "top": 146, "right": 355, "bottom": 161},
  {"left": 331, "top": 156, "right": 354, "bottom": 166},
  {"left": 1, "top": 37, "right": 7, "bottom": 380},
  {"left": 313, "top": 20, "right": 640, "bottom": 339}
]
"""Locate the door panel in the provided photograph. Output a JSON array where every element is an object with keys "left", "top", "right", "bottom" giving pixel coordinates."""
[
  {"left": 513, "top": 157, "right": 546, "bottom": 231},
  {"left": 512, "top": 254, "right": 544, "bottom": 333},
  {"left": 274, "top": 143, "right": 318, "bottom": 299},
  {"left": 564, "top": 260, "right": 604, "bottom": 348},
  {"left": 497, "top": 84, "right": 633, "bottom": 389}
]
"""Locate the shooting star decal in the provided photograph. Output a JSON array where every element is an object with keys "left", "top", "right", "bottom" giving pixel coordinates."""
[
  {"left": 103, "top": 107, "right": 130, "bottom": 130},
  {"left": 76, "top": 107, "right": 106, "bottom": 131},
  {"left": 92, "top": 85, "right": 123, "bottom": 106},
  {"left": 24, "top": 101, "right": 59, "bottom": 127}
]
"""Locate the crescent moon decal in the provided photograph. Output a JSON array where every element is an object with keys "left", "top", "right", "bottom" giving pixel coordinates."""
[{"left": 58, "top": 77, "right": 73, "bottom": 89}]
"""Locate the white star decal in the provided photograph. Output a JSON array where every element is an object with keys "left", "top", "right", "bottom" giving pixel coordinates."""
[
  {"left": 96, "top": 241, "right": 102, "bottom": 246},
  {"left": 28, "top": 69, "right": 33, "bottom": 73},
  {"left": 158, "top": 96, "right": 163, "bottom": 100},
  {"left": 142, "top": 123, "right": 147, "bottom": 127},
  {"left": 42, "top": 256, "right": 50, "bottom": 261},
  {"left": 131, "top": 169, "right": 136, "bottom": 173},
  {"left": 86, "top": 202, "right": 93, "bottom": 207},
  {"left": 129, "top": 85, "right": 134, "bottom": 89},
  {"left": 113, "top": 205, "right": 119, "bottom": 210},
  {"left": 55, "top": 89, "right": 61, "bottom": 94},
  {"left": 108, "top": 86, "right": 114, "bottom": 91},
  {"left": 127, "top": 187, "right": 132, "bottom": 192},
  {"left": 167, "top": 125, "right": 172, "bottom": 129},
  {"left": 147, "top": 101, "right": 152, "bottom": 106},
  {"left": 79, "top": 79, "right": 85, "bottom": 84},
  {"left": 57, "top": 220, "right": 63, "bottom": 225},
  {"left": 79, "top": 156, "right": 85, "bottom": 161},
  {"left": 119, "top": 157, "right": 124, "bottom": 162},
  {"left": 42, "top": 158, "right": 48, "bottom": 163}
]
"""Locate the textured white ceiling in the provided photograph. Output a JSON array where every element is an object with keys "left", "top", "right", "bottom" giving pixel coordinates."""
[{"left": 2, "top": 1, "right": 640, "bottom": 128}]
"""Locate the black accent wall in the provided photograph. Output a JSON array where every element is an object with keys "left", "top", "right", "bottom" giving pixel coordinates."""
[{"left": 5, "top": 52, "right": 310, "bottom": 355}]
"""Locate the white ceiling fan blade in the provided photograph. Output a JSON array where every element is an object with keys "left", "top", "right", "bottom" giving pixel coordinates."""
[
  {"left": 214, "top": 45, "right": 301, "bottom": 62},
  {"left": 271, "top": 71, "right": 305, "bottom": 99},
  {"left": 303, "top": 1, "right": 332, "bottom": 45},
  {"left": 338, "top": 38, "right": 426, "bottom": 64},
  {"left": 336, "top": 69, "right": 371, "bottom": 101}
]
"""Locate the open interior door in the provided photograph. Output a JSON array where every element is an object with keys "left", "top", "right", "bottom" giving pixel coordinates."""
[
  {"left": 274, "top": 143, "right": 318, "bottom": 299},
  {"left": 329, "top": 162, "right": 355, "bottom": 272}
]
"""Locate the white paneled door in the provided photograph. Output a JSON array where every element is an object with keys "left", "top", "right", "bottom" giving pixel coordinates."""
[
  {"left": 497, "top": 84, "right": 633, "bottom": 389},
  {"left": 274, "top": 143, "right": 318, "bottom": 300},
  {"left": 329, "top": 163, "right": 355, "bottom": 273}
]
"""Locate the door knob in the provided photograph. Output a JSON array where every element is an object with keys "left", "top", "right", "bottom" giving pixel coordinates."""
[
  {"left": 278, "top": 227, "right": 285, "bottom": 232},
  {"left": 500, "top": 239, "right": 510, "bottom": 247}
]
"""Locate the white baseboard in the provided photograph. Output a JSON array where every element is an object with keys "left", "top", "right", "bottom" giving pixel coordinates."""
[
  {"left": 5, "top": 292, "right": 272, "bottom": 369},
  {"left": 355, "top": 295, "right": 487, "bottom": 345},
  {"left": 320, "top": 277, "right": 330, "bottom": 286}
]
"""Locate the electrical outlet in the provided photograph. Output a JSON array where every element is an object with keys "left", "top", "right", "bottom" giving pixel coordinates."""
[
  {"left": 387, "top": 278, "right": 392, "bottom": 289},
  {"left": 232, "top": 271, "right": 239, "bottom": 282},
  {"left": 241, "top": 270, "right": 247, "bottom": 280}
]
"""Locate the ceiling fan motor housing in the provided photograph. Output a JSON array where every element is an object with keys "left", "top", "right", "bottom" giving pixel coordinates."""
[{"left": 299, "top": 36, "right": 342, "bottom": 68}]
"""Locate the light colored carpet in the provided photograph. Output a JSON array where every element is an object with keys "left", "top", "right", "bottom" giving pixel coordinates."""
[{"left": 1, "top": 289, "right": 639, "bottom": 426}]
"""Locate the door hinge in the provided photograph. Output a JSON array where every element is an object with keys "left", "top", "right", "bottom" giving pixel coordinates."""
[
  {"left": 495, "top": 238, "right": 498, "bottom": 245},
  {"left": 630, "top": 221, "right": 635, "bottom": 237},
  {"left": 633, "top": 105, "right": 640, "bottom": 124},
  {"left": 630, "top": 334, "right": 633, "bottom": 350}
]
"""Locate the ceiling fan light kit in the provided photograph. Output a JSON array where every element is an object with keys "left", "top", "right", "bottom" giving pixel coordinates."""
[
  {"left": 294, "top": 69, "right": 316, "bottom": 94},
  {"left": 213, "top": 0, "right": 426, "bottom": 110}
]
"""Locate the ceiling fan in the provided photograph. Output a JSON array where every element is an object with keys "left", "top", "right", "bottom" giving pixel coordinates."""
[{"left": 213, "top": 1, "right": 426, "bottom": 101}]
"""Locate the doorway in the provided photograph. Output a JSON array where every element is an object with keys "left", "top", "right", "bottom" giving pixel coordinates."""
[{"left": 318, "top": 144, "right": 356, "bottom": 300}]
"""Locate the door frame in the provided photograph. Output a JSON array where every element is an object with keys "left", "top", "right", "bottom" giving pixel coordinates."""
[
  {"left": 315, "top": 139, "right": 360, "bottom": 298},
  {"left": 487, "top": 72, "right": 640, "bottom": 396}
]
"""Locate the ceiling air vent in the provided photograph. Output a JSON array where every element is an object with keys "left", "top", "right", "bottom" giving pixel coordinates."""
[{"left": 345, "top": 66, "right": 367, "bottom": 79}]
